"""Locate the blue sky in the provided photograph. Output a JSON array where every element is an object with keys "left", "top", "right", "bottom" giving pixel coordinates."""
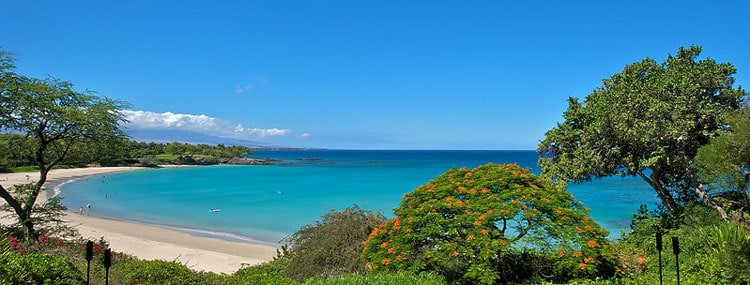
[{"left": 2, "top": 1, "right": 748, "bottom": 149}]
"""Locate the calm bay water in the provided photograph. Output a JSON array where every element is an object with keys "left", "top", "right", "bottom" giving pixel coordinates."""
[{"left": 59, "top": 150, "right": 658, "bottom": 244}]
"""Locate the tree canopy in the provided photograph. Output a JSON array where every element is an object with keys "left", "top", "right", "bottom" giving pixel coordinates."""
[
  {"left": 538, "top": 46, "right": 746, "bottom": 218},
  {"left": 362, "top": 163, "right": 615, "bottom": 284}
]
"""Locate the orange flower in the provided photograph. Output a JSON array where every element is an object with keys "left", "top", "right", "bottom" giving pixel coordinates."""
[
  {"left": 555, "top": 209, "right": 563, "bottom": 216},
  {"left": 578, "top": 263, "right": 587, "bottom": 270},
  {"left": 584, "top": 256, "right": 595, "bottom": 264},
  {"left": 474, "top": 220, "right": 482, "bottom": 226},
  {"left": 380, "top": 242, "right": 389, "bottom": 249},
  {"left": 396, "top": 255, "right": 403, "bottom": 261},
  {"left": 480, "top": 229, "right": 489, "bottom": 235},
  {"left": 479, "top": 214, "right": 486, "bottom": 220},
  {"left": 381, "top": 258, "right": 391, "bottom": 266},
  {"left": 466, "top": 235, "right": 475, "bottom": 242},
  {"left": 469, "top": 188, "right": 477, "bottom": 195},
  {"left": 481, "top": 188, "right": 490, "bottom": 194},
  {"left": 636, "top": 257, "right": 646, "bottom": 264},
  {"left": 587, "top": 240, "right": 599, "bottom": 248},
  {"left": 558, "top": 250, "right": 566, "bottom": 257},
  {"left": 584, "top": 225, "right": 594, "bottom": 232},
  {"left": 368, "top": 227, "right": 379, "bottom": 238},
  {"left": 387, "top": 247, "right": 397, "bottom": 254},
  {"left": 576, "top": 226, "right": 583, "bottom": 233},
  {"left": 449, "top": 250, "right": 459, "bottom": 256},
  {"left": 572, "top": 251, "right": 582, "bottom": 257},
  {"left": 405, "top": 228, "right": 412, "bottom": 233}
]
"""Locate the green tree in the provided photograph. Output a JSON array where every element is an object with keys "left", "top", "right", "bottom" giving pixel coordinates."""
[
  {"left": 0, "top": 50, "right": 129, "bottom": 241},
  {"left": 694, "top": 107, "right": 750, "bottom": 219},
  {"left": 362, "top": 163, "right": 615, "bottom": 284},
  {"left": 538, "top": 46, "right": 746, "bottom": 218},
  {"left": 283, "top": 205, "right": 386, "bottom": 281}
]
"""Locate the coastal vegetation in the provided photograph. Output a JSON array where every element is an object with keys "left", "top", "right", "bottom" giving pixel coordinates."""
[
  {"left": 0, "top": 136, "right": 257, "bottom": 170},
  {"left": 2, "top": 46, "right": 750, "bottom": 283}
]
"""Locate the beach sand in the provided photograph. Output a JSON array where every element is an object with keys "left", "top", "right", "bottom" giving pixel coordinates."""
[{"left": 0, "top": 167, "right": 278, "bottom": 274}]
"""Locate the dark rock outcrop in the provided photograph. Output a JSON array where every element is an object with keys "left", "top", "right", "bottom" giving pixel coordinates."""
[{"left": 220, "top": 157, "right": 275, "bottom": 165}]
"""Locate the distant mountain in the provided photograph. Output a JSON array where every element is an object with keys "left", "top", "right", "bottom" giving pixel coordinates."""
[{"left": 126, "top": 129, "right": 275, "bottom": 148}]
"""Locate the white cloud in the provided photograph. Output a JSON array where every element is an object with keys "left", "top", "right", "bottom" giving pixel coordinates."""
[
  {"left": 300, "top": 133, "right": 311, "bottom": 138},
  {"left": 234, "top": 123, "right": 290, "bottom": 138},
  {"left": 121, "top": 110, "right": 290, "bottom": 140},
  {"left": 253, "top": 76, "right": 268, "bottom": 85},
  {"left": 235, "top": 84, "right": 253, "bottom": 93},
  {"left": 235, "top": 76, "right": 267, "bottom": 94}
]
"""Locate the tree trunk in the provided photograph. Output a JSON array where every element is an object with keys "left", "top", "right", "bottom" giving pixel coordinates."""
[
  {"left": 638, "top": 170, "right": 679, "bottom": 213},
  {"left": 678, "top": 149, "right": 730, "bottom": 219},
  {"left": 694, "top": 182, "right": 729, "bottom": 220},
  {"left": 0, "top": 185, "right": 39, "bottom": 241},
  {"left": 21, "top": 210, "right": 38, "bottom": 241}
]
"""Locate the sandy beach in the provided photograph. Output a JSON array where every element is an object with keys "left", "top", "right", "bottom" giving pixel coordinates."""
[{"left": 0, "top": 167, "right": 278, "bottom": 274}]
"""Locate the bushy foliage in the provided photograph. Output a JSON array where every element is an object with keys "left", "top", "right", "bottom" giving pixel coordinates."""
[
  {"left": 362, "top": 163, "right": 616, "bottom": 284},
  {"left": 228, "top": 258, "right": 297, "bottom": 285},
  {"left": 0, "top": 252, "right": 85, "bottom": 284},
  {"left": 111, "top": 259, "right": 212, "bottom": 285},
  {"left": 616, "top": 204, "right": 750, "bottom": 284},
  {"left": 302, "top": 271, "right": 446, "bottom": 285},
  {"left": 283, "top": 205, "right": 386, "bottom": 281}
]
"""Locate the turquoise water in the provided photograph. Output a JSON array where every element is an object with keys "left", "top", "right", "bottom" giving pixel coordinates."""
[{"left": 59, "top": 150, "right": 658, "bottom": 245}]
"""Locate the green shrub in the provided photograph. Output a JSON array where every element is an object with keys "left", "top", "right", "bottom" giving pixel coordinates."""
[
  {"left": 284, "top": 205, "right": 386, "bottom": 281},
  {"left": 699, "top": 221, "right": 750, "bottom": 280},
  {"left": 616, "top": 204, "right": 750, "bottom": 284},
  {"left": 0, "top": 252, "right": 85, "bottom": 284},
  {"left": 111, "top": 259, "right": 209, "bottom": 285},
  {"left": 302, "top": 271, "right": 446, "bottom": 285},
  {"left": 228, "top": 258, "right": 297, "bottom": 285}
]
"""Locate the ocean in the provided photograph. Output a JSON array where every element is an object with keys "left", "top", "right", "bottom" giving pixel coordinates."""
[{"left": 58, "top": 150, "right": 659, "bottom": 245}]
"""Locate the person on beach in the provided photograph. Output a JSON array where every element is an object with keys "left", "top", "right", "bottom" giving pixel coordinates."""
[
  {"left": 79, "top": 207, "right": 84, "bottom": 215},
  {"left": 86, "top": 203, "right": 91, "bottom": 215}
]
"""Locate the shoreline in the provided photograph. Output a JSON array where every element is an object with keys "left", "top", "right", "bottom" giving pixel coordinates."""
[{"left": 0, "top": 167, "right": 278, "bottom": 274}]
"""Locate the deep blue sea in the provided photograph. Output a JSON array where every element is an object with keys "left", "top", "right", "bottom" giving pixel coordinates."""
[{"left": 59, "top": 150, "right": 658, "bottom": 245}]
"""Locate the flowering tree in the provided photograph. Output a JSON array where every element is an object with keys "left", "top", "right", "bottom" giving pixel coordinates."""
[{"left": 362, "top": 163, "right": 616, "bottom": 284}]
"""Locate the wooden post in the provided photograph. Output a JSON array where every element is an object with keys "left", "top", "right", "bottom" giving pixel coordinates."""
[
  {"left": 656, "top": 232, "right": 663, "bottom": 285},
  {"left": 672, "top": 237, "right": 680, "bottom": 285},
  {"left": 85, "top": 241, "right": 93, "bottom": 285}
]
